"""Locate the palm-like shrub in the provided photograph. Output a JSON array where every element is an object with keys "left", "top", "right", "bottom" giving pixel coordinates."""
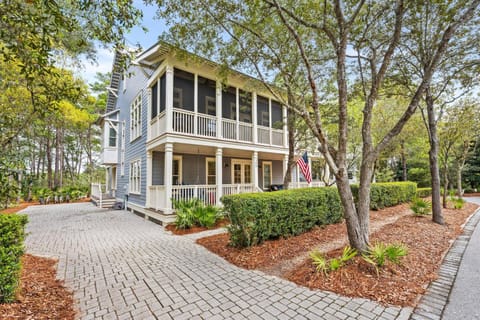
[
  {"left": 410, "top": 197, "right": 432, "bottom": 216},
  {"left": 173, "top": 198, "right": 222, "bottom": 229}
]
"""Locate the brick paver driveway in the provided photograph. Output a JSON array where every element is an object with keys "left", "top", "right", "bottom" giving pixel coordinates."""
[{"left": 23, "top": 203, "right": 412, "bottom": 320}]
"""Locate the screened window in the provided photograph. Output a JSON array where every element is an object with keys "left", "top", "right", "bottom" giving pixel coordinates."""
[
  {"left": 239, "top": 90, "right": 252, "bottom": 123},
  {"left": 129, "top": 159, "right": 141, "bottom": 194},
  {"left": 198, "top": 76, "right": 216, "bottom": 116},
  {"left": 130, "top": 93, "right": 142, "bottom": 141},
  {"left": 271, "top": 100, "right": 283, "bottom": 129},
  {"left": 159, "top": 74, "right": 166, "bottom": 113},
  {"left": 151, "top": 81, "right": 158, "bottom": 119},
  {"left": 222, "top": 86, "right": 236, "bottom": 120},
  {"left": 108, "top": 127, "right": 117, "bottom": 147},
  {"left": 173, "top": 68, "right": 194, "bottom": 111},
  {"left": 257, "top": 95, "right": 269, "bottom": 127},
  {"left": 206, "top": 158, "right": 216, "bottom": 185}
]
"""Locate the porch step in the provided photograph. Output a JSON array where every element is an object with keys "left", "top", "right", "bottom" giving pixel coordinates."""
[{"left": 91, "top": 197, "right": 116, "bottom": 209}]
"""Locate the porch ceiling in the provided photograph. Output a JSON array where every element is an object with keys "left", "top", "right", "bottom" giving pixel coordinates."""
[{"left": 149, "top": 142, "right": 285, "bottom": 160}]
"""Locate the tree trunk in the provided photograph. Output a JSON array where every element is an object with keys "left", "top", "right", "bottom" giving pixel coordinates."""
[
  {"left": 443, "top": 162, "right": 449, "bottom": 208},
  {"left": 426, "top": 88, "right": 444, "bottom": 224},
  {"left": 336, "top": 173, "right": 369, "bottom": 252},
  {"left": 46, "top": 133, "right": 53, "bottom": 189}
]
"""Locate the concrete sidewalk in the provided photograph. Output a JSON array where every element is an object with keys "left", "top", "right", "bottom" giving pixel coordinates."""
[
  {"left": 442, "top": 197, "right": 480, "bottom": 320},
  {"left": 410, "top": 197, "right": 480, "bottom": 320}
]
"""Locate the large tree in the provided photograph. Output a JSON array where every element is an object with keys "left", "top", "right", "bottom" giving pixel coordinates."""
[
  {"left": 394, "top": 1, "right": 480, "bottom": 223},
  {"left": 152, "top": 0, "right": 480, "bottom": 251}
]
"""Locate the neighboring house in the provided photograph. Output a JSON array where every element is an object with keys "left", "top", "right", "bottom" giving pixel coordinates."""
[{"left": 97, "top": 42, "right": 291, "bottom": 224}]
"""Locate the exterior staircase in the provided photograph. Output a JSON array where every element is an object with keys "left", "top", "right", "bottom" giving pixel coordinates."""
[{"left": 91, "top": 183, "right": 117, "bottom": 209}]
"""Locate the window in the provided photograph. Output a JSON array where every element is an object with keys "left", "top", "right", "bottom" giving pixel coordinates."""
[
  {"left": 173, "top": 68, "right": 194, "bottom": 111},
  {"left": 222, "top": 86, "right": 236, "bottom": 120},
  {"left": 120, "top": 122, "right": 125, "bottom": 176},
  {"left": 108, "top": 127, "right": 117, "bottom": 147},
  {"left": 271, "top": 100, "right": 283, "bottom": 129},
  {"left": 239, "top": 90, "right": 252, "bottom": 123},
  {"left": 129, "top": 159, "right": 141, "bottom": 194},
  {"left": 262, "top": 162, "right": 272, "bottom": 190},
  {"left": 151, "top": 81, "right": 158, "bottom": 119},
  {"left": 173, "top": 156, "right": 182, "bottom": 185},
  {"left": 130, "top": 93, "right": 142, "bottom": 141},
  {"left": 257, "top": 96, "right": 269, "bottom": 127},
  {"left": 206, "top": 158, "right": 216, "bottom": 185},
  {"left": 198, "top": 76, "right": 216, "bottom": 115}
]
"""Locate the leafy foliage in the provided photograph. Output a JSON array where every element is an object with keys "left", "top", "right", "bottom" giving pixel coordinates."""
[
  {"left": 410, "top": 198, "right": 432, "bottom": 216},
  {"left": 351, "top": 182, "right": 417, "bottom": 210},
  {"left": 173, "top": 198, "right": 222, "bottom": 229},
  {"left": 0, "top": 214, "right": 28, "bottom": 303},
  {"left": 362, "top": 242, "right": 408, "bottom": 275},
  {"left": 222, "top": 187, "right": 343, "bottom": 247},
  {"left": 310, "top": 246, "right": 357, "bottom": 275}
]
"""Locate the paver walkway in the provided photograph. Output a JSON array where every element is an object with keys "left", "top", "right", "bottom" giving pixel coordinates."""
[{"left": 23, "top": 203, "right": 413, "bottom": 319}]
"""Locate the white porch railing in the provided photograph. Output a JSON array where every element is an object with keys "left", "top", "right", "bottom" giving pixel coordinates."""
[
  {"left": 172, "top": 185, "right": 218, "bottom": 206},
  {"left": 148, "top": 108, "right": 282, "bottom": 146},
  {"left": 147, "top": 183, "right": 257, "bottom": 211},
  {"left": 288, "top": 181, "right": 325, "bottom": 189},
  {"left": 222, "top": 184, "right": 256, "bottom": 196},
  {"left": 91, "top": 183, "right": 105, "bottom": 207},
  {"left": 149, "top": 185, "right": 166, "bottom": 210},
  {"left": 149, "top": 111, "right": 166, "bottom": 140}
]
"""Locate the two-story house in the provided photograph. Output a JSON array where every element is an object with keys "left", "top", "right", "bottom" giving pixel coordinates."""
[{"left": 97, "top": 42, "right": 291, "bottom": 224}]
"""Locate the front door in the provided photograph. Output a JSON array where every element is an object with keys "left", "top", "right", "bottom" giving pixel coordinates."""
[{"left": 232, "top": 160, "right": 252, "bottom": 184}]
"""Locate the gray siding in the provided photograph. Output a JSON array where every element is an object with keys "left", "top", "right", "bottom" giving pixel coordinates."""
[{"left": 114, "top": 64, "right": 152, "bottom": 206}]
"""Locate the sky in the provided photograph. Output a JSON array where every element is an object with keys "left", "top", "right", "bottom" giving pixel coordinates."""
[{"left": 77, "top": 1, "right": 166, "bottom": 85}]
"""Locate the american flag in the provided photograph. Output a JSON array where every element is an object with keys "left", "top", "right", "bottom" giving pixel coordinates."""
[{"left": 297, "top": 152, "right": 312, "bottom": 183}]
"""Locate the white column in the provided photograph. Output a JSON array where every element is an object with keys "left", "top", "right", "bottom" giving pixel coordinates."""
[
  {"left": 194, "top": 73, "right": 198, "bottom": 135},
  {"left": 252, "top": 151, "right": 258, "bottom": 189},
  {"left": 324, "top": 161, "right": 330, "bottom": 185},
  {"left": 269, "top": 99, "right": 272, "bottom": 145},
  {"left": 282, "top": 105, "right": 288, "bottom": 148},
  {"left": 283, "top": 154, "right": 289, "bottom": 188},
  {"left": 252, "top": 92, "right": 258, "bottom": 144},
  {"left": 215, "top": 148, "right": 223, "bottom": 205},
  {"left": 146, "top": 151, "right": 152, "bottom": 208},
  {"left": 216, "top": 81, "right": 222, "bottom": 139},
  {"left": 164, "top": 143, "right": 173, "bottom": 212},
  {"left": 165, "top": 65, "right": 174, "bottom": 133},
  {"left": 147, "top": 87, "right": 152, "bottom": 140},
  {"left": 236, "top": 88, "right": 239, "bottom": 140}
]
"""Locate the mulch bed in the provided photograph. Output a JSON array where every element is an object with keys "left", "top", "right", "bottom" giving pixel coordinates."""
[
  {"left": 198, "top": 202, "right": 479, "bottom": 306},
  {"left": 0, "top": 198, "right": 92, "bottom": 215},
  {"left": 0, "top": 254, "right": 75, "bottom": 319},
  {"left": 166, "top": 218, "right": 230, "bottom": 235}
]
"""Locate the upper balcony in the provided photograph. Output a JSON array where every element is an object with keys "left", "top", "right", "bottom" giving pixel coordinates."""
[{"left": 146, "top": 66, "right": 288, "bottom": 149}]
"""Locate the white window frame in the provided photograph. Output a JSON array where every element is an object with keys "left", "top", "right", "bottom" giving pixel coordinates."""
[
  {"left": 120, "top": 121, "right": 126, "bottom": 176},
  {"left": 173, "top": 155, "right": 183, "bottom": 185},
  {"left": 205, "top": 157, "right": 216, "bottom": 185},
  {"left": 130, "top": 93, "right": 142, "bottom": 142},
  {"left": 262, "top": 161, "right": 272, "bottom": 190},
  {"left": 129, "top": 158, "right": 141, "bottom": 194},
  {"left": 231, "top": 159, "right": 252, "bottom": 184}
]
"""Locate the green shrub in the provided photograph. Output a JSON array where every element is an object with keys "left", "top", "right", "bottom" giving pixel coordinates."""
[
  {"left": 410, "top": 197, "right": 432, "bottom": 216},
  {"left": 452, "top": 197, "right": 466, "bottom": 210},
  {"left": 351, "top": 182, "right": 417, "bottom": 210},
  {"left": 173, "top": 198, "right": 222, "bottom": 229},
  {"left": 0, "top": 214, "right": 28, "bottom": 303},
  {"left": 310, "top": 246, "right": 357, "bottom": 274},
  {"left": 222, "top": 187, "right": 343, "bottom": 247},
  {"left": 362, "top": 242, "right": 408, "bottom": 275},
  {"left": 416, "top": 188, "right": 432, "bottom": 198}
]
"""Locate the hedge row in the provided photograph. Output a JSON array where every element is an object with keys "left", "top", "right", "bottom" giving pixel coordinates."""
[
  {"left": 417, "top": 188, "right": 432, "bottom": 198},
  {"left": 0, "top": 214, "right": 28, "bottom": 303},
  {"left": 351, "top": 182, "right": 417, "bottom": 210},
  {"left": 222, "top": 187, "right": 343, "bottom": 247}
]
